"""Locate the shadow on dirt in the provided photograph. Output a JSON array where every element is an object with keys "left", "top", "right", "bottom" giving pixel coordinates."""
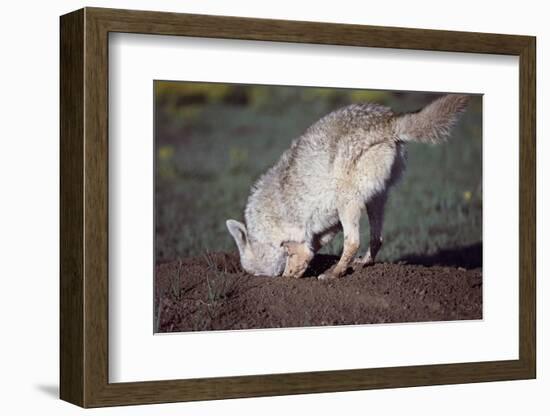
[
  {"left": 303, "top": 254, "right": 339, "bottom": 277},
  {"left": 301, "top": 242, "right": 482, "bottom": 276},
  {"left": 397, "top": 242, "right": 482, "bottom": 269}
]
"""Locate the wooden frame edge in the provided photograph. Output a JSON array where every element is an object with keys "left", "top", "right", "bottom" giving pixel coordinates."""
[
  {"left": 518, "top": 36, "right": 536, "bottom": 378},
  {"left": 60, "top": 7, "right": 537, "bottom": 408},
  {"left": 60, "top": 8, "right": 85, "bottom": 407}
]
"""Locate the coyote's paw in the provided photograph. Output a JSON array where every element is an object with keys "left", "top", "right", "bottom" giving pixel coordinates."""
[
  {"left": 317, "top": 266, "right": 346, "bottom": 281},
  {"left": 354, "top": 238, "right": 382, "bottom": 269},
  {"left": 283, "top": 267, "right": 307, "bottom": 279},
  {"left": 282, "top": 241, "right": 312, "bottom": 279},
  {"left": 282, "top": 255, "right": 309, "bottom": 278},
  {"left": 317, "top": 272, "right": 338, "bottom": 281},
  {"left": 353, "top": 255, "right": 374, "bottom": 268}
]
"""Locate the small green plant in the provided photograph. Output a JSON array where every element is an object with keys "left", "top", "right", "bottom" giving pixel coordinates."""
[
  {"left": 168, "top": 260, "right": 185, "bottom": 301},
  {"left": 203, "top": 252, "right": 234, "bottom": 305}
]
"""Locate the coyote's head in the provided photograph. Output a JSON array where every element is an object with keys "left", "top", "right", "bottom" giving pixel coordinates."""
[{"left": 226, "top": 219, "right": 286, "bottom": 276}]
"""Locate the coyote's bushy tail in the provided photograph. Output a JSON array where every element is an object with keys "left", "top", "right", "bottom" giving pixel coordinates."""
[{"left": 393, "top": 94, "right": 470, "bottom": 144}]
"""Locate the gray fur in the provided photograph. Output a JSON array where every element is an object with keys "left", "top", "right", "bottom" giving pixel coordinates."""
[{"left": 226, "top": 94, "right": 470, "bottom": 279}]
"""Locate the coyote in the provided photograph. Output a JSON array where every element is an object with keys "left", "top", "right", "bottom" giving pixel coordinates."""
[{"left": 226, "top": 94, "right": 470, "bottom": 280}]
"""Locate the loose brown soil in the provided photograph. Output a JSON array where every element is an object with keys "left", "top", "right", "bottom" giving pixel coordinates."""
[{"left": 155, "top": 253, "right": 482, "bottom": 332}]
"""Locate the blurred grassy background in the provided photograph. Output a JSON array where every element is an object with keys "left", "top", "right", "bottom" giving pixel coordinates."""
[{"left": 154, "top": 81, "right": 482, "bottom": 265}]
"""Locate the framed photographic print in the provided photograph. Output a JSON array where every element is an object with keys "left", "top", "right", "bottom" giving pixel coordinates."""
[{"left": 60, "top": 7, "right": 536, "bottom": 408}]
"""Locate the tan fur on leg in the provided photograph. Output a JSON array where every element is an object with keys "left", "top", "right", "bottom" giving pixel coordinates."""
[{"left": 319, "top": 203, "right": 361, "bottom": 280}]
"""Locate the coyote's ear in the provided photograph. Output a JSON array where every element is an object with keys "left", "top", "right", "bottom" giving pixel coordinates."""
[{"left": 226, "top": 220, "right": 248, "bottom": 253}]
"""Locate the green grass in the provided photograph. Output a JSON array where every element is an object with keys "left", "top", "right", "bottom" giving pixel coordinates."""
[
  {"left": 155, "top": 83, "right": 482, "bottom": 264},
  {"left": 203, "top": 252, "right": 236, "bottom": 304}
]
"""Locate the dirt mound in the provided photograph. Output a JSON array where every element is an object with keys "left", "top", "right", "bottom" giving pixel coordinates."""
[{"left": 155, "top": 253, "right": 482, "bottom": 332}]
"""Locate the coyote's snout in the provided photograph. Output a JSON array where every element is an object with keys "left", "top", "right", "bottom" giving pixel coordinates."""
[{"left": 226, "top": 94, "right": 470, "bottom": 279}]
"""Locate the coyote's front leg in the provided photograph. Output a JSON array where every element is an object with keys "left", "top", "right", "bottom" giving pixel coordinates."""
[
  {"left": 282, "top": 241, "right": 313, "bottom": 278},
  {"left": 318, "top": 203, "right": 361, "bottom": 280}
]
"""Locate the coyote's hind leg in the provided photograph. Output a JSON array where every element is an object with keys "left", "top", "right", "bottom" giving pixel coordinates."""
[{"left": 355, "top": 192, "right": 386, "bottom": 267}]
